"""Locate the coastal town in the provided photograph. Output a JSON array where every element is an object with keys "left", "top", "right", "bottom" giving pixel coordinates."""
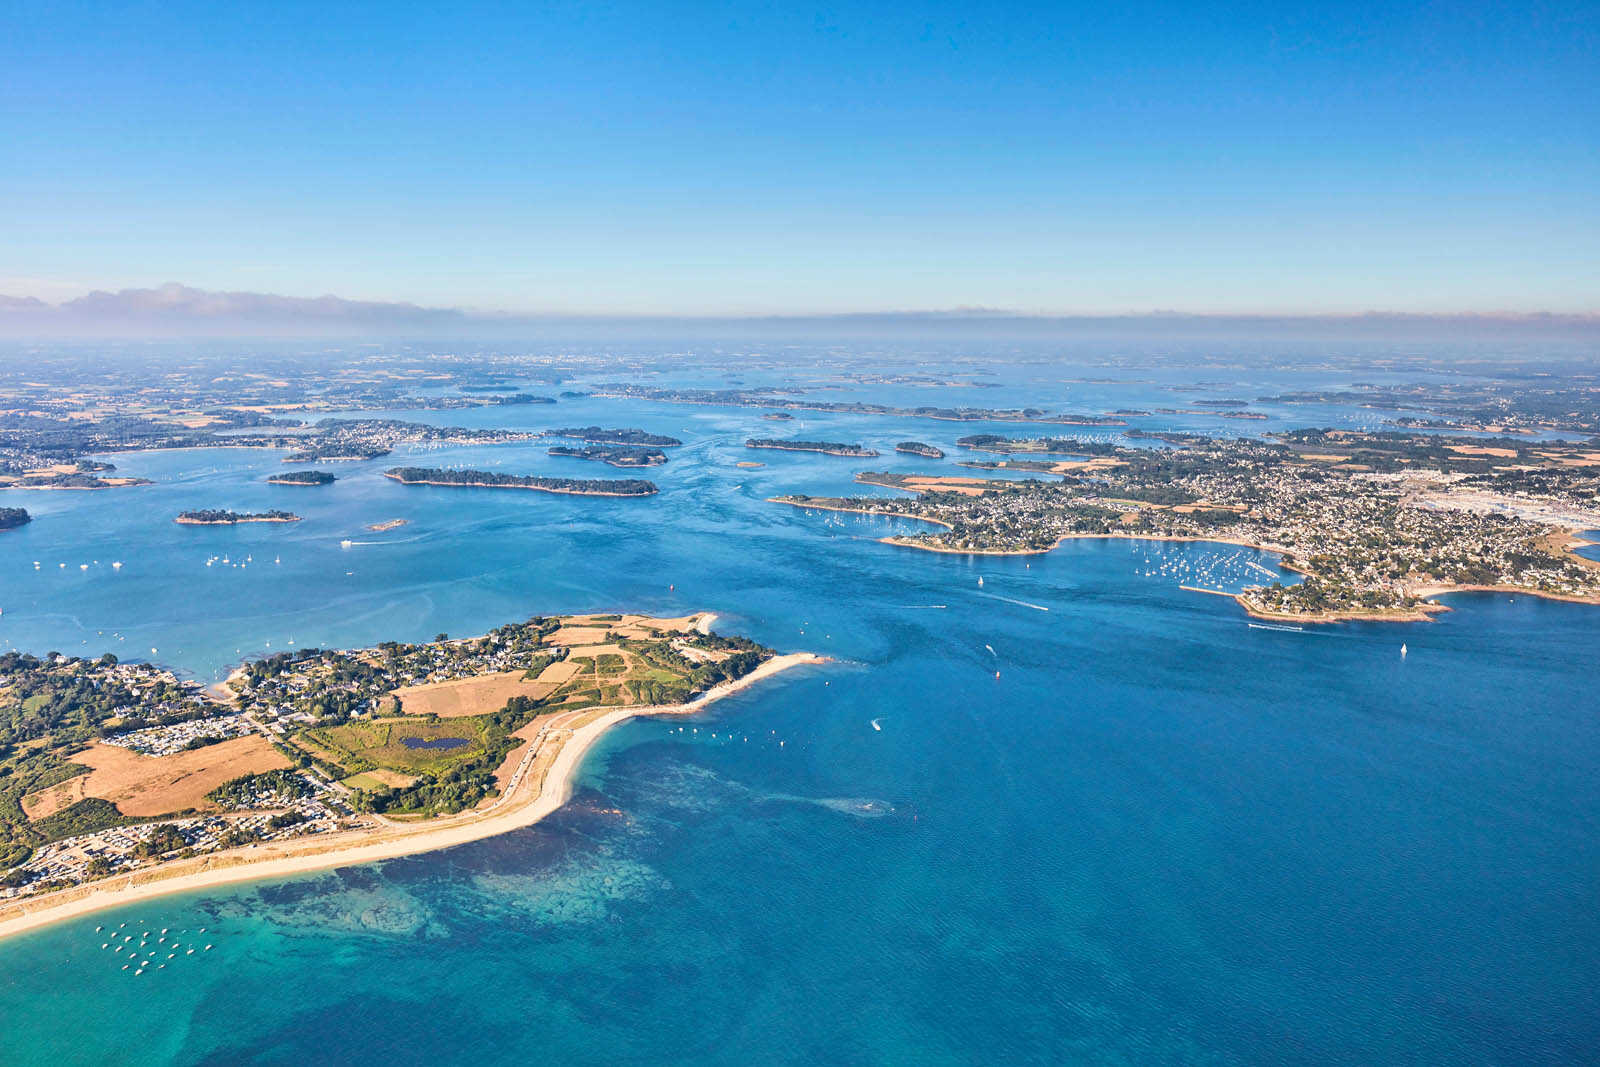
[{"left": 777, "top": 429, "right": 1600, "bottom": 620}]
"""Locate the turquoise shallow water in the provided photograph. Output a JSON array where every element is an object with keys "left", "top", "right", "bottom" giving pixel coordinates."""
[{"left": 0, "top": 375, "right": 1597, "bottom": 1064}]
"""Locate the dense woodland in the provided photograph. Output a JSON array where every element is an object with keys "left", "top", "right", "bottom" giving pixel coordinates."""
[
  {"left": 547, "top": 445, "right": 668, "bottom": 467},
  {"left": 384, "top": 466, "right": 658, "bottom": 496},
  {"left": 266, "top": 470, "right": 336, "bottom": 485},
  {"left": 895, "top": 442, "right": 945, "bottom": 458},
  {"left": 543, "top": 426, "right": 683, "bottom": 447},
  {"left": 176, "top": 509, "right": 299, "bottom": 523},
  {"left": 746, "top": 439, "right": 879, "bottom": 456}
]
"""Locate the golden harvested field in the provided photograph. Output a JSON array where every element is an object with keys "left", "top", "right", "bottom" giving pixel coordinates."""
[
  {"left": 396, "top": 666, "right": 566, "bottom": 718},
  {"left": 1053, "top": 457, "right": 1126, "bottom": 472},
  {"left": 535, "top": 659, "right": 584, "bottom": 685},
  {"left": 1448, "top": 445, "right": 1519, "bottom": 458},
  {"left": 612, "top": 614, "right": 701, "bottom": 637},
  {"left": 550, "top": 626, "right": 611, "bottom": 646},
  {"left": 69, "top": 736, "right": 290, "bottom": 818},
  {"left": 888, "top": 475, "right": 1004, "bottom": 496},
  {"left": 20, "top": 776, "right": 89, "bottom": 821}
]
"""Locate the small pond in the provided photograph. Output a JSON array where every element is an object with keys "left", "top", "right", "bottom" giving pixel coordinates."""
[{"left": 400, "top": 736, "right": 471, "bottom": 750}]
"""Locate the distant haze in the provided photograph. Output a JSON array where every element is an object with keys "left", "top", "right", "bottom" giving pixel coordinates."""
[{"left": 2, "top": 284, "right": 1596, "bottom": 342}]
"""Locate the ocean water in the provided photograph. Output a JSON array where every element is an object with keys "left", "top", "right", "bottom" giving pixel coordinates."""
[{"left": 0, "top": 376, "right": 1597, "bottom": 1064}]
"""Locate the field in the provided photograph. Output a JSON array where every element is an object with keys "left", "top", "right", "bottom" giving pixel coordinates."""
[
  {"left": 34, "top": 736, "right": 291, "bottom": 819},
  {"left": 242, "top": 611, "right": 757, "bottom": 815},
  {"left": 395, "top": 665, "right": 568, "bottom": 718},
  {"left": 306, "top": 717, "right": 491, "bottom": 776},
  {"left": 342, "top": 769, "right": 419, "bottom": 790},
  {"left": 19, "top": 776, "right": 89, "bottom": 821},
  {"left": 548, "top": 625, "right": 611, "bottom": 646}
]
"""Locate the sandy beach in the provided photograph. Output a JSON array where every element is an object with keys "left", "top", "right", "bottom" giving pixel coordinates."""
[{"left": 0, "top": 651, "right": 821, "bottom": 943}]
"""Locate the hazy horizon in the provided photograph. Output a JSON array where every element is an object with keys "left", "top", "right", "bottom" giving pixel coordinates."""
[{"left": 3, "top": 282, "right": 1598, "bottom": 343}]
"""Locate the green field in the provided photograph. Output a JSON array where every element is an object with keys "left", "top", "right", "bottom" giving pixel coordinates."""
[{"left": 306, "top": 717, "right": 489, "bottom": 776}]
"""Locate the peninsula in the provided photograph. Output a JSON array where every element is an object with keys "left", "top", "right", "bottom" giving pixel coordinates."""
[
  {"left": 0, "top": 613, "right": 817, "bottom": 939},
  {"left": 175, "top": 509, "right": 301, "bottom": 525},
  {"left": 774, "top": 429, "right": 1600, "bottom": 622},
  {"left": 383, "top": 466, "right": 658, "bottom": 497},
  {"left": 0, "top": 460, "right": 151, "bottom": 491},
  {"left": 746, "top": 438, "right": 880, "bottom": 457},
  {"left": 957, "top": 434, "right": 1106, "bottom": 457}
]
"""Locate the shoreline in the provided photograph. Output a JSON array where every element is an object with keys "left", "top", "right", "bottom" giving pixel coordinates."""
[
  {"left": 746, "top": 444, "right": 880, "bottom": 458},
  {"left": 174, "top": 516, "right": 301, "bottom": 525},
  {"left": 0, "top": 480, "right": 152, "bottom": 491},
  {"left": 383, "top": 473, "right": 657, "bottom": 498},
  {"left": 769, "top": 496, "right": 954, "bottom": 528},
  {"left": 0, "top": 651, "right": 821, "bottom": 944},
  {"left": 593, "top": 392, "right": 1125, "bottom": 426},
  {"left": 778, "top": 499, "right": 1600, "bottom": 623}
]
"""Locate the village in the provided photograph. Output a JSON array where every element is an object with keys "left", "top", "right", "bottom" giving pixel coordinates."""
[
  {"left": 779, "top": 430, "right": 1600, "bottom": 618},
  {"left": 1, "top": 613, "right": 775, "bottom": 901}
]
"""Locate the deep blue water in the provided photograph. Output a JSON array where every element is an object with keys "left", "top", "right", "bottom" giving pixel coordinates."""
[{"left": 0, "top": 373, "right": 1596, "bottom": 1064}]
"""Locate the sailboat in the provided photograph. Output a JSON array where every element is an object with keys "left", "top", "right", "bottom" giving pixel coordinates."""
[{"left": 1400, "top": 643, "right": 1408, "bottom": 658}]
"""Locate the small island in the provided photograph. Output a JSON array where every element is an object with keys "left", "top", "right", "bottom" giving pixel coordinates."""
[
  {"left": 367, "top": 518, "right": 409, "bottom": 531},
  {"left": 384, "top": 467, "right": 658, "bottom": 497},
  {"left": 762, "top": 412, "right": 794, "bottom": 421},
  {"left": 267, "top": 470, "right": 337, "bottom": 486},
  {"left": 469, "top": 392, "right": 556, "bottom": 405},
  {"left": 541, "top": 426, "right": 683, "bottom": 447},
  {"left": 896, "top": 441, "right": 945, "bottom": 459},
  {"left": 176, "top": 509, "right": 301, "bottom": 525},
  {"left": 547, "top": 445, "right": 668, "bottom": 468},
  {"left": 746, "top": 438, "right": 880, "bottom": 457},
  {"left": 0, "top": 507, "right": 30, "bottom": 531},
  {"left": 282, "top": 444, "right": 391, "bottom": 463}
]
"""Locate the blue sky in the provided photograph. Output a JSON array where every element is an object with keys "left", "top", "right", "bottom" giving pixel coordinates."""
[{"left": 4, "top": 0, "right": 1596, "bottom": 314}]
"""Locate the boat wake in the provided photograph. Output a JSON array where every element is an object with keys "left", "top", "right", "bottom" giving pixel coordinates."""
[{"left": 972, "top": 590, "right": 1050, "bottom": 612}]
